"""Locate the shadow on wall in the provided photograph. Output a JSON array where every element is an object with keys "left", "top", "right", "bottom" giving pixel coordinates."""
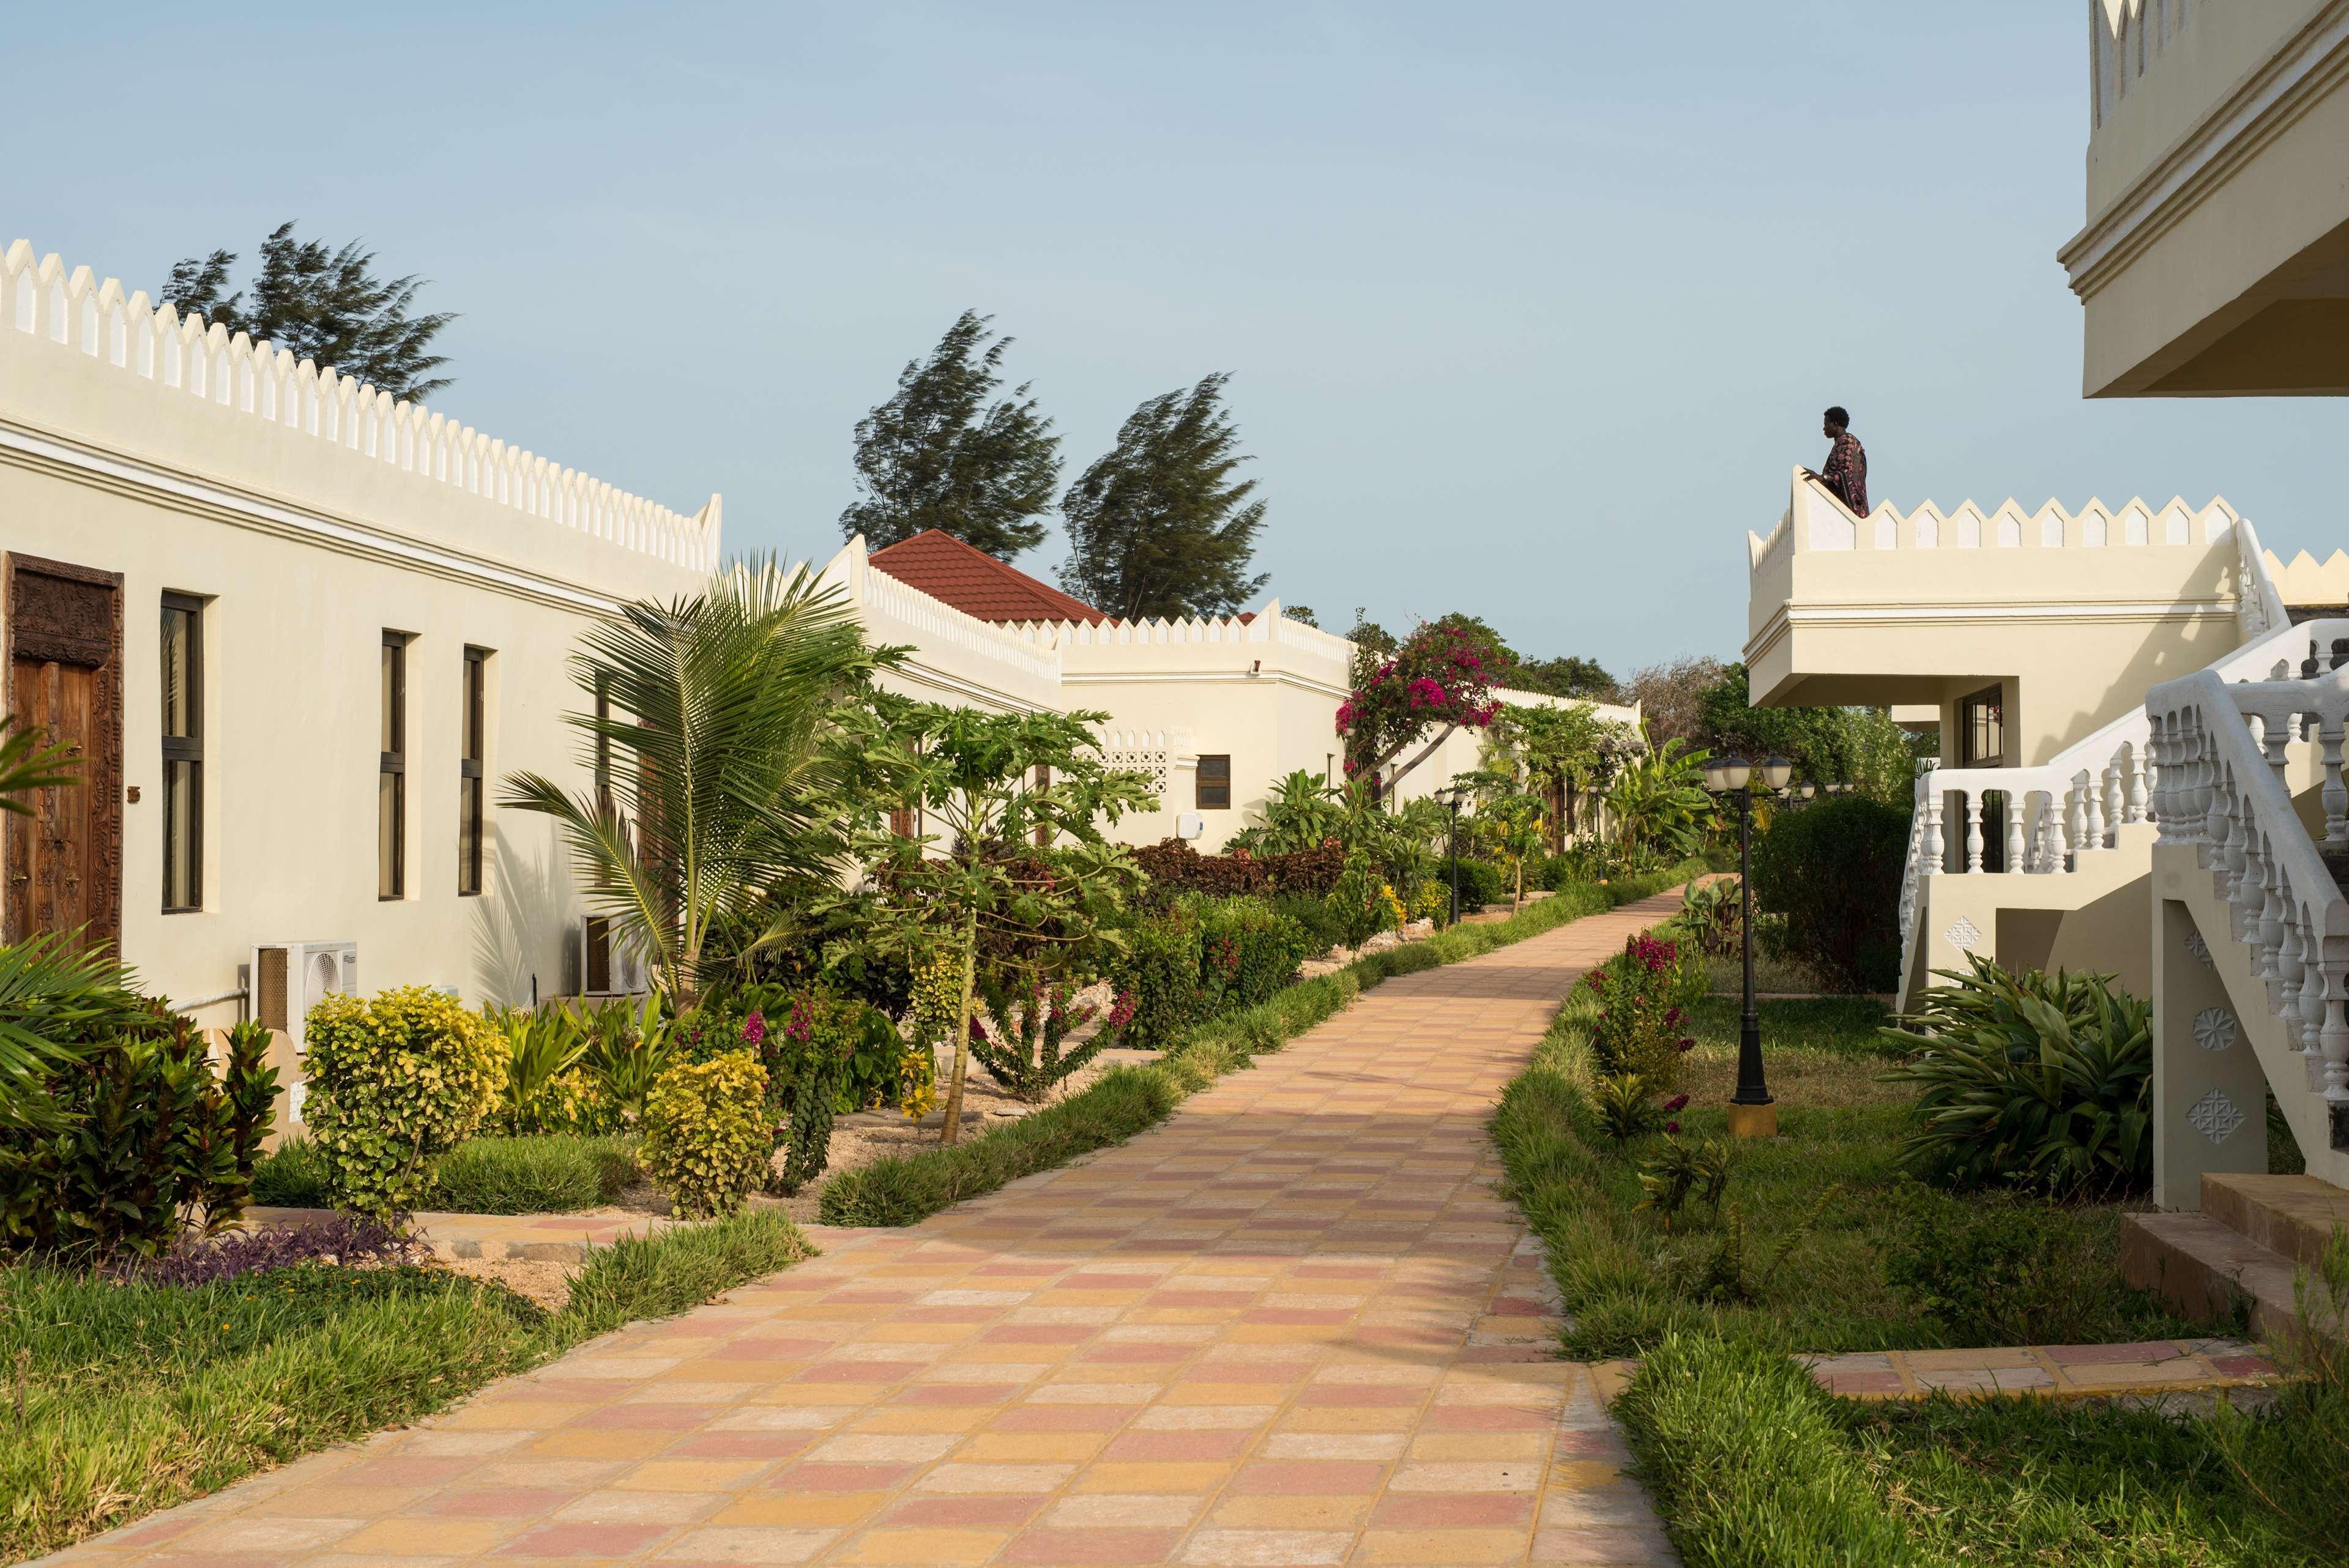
[{"left": 470, "top": 825, "right": 578, "bottom": 1008}]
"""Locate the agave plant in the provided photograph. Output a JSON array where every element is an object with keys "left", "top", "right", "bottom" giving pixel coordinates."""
[{"left": 1881, "top": 954, "right": 2153, "bottom": 1195}]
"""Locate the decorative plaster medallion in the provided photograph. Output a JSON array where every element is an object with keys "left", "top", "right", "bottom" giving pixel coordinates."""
[
  {"left": 2191, "top": 1006, "right": 2239, "bottom": 1053},
  {"left": 2186, "top": 1088, "right": 2246, "bottom": 1145},
  {"left": 1944, "top": 916, "right": 1982, "bottom": 952},
  {"left": 2184, "top": 932, "right": 2213, "bottom": 968}
]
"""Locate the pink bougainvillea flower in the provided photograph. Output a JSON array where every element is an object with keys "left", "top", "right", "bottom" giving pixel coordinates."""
[
  {"left": 1664, "top": 1120, "right": 1681, "bottom": 1135},
  {"left": 1664, "top": 1006, "right": 1685, "bottom": 1027},
  {"left": 741, "top": 1009, "right": 767, "bottom": 1046},
  {"left": 1678, "top": 1036, "right": 1696, "bottom": 1052},
  {"left": 1664, "top": 1094, "right": 1690, "bottom": 1112}
]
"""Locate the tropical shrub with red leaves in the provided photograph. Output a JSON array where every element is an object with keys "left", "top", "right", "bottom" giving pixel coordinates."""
[{"left": 1582, "top": 932, "right": 1702, "bottom": 1094}]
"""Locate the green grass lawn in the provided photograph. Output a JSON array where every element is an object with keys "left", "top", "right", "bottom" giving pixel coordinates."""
[
  {"left": 0, "top": 1211, "right": 809, "bottom": 1564},
  {"left": 1497, "top": 992, "right": 2197, "bottom": 1357}
]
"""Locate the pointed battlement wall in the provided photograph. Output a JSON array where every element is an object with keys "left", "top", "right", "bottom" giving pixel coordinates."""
[
  {"left": 1750, "top": 470, "right": 2240, "bottom": 574},
  {"left": 0, "top": 240, "right": 720, "bottom": 580}
]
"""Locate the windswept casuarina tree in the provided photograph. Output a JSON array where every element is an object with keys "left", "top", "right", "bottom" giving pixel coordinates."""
[
  {"left": 840, "top": 311, "right": 1062, "bottom": 559},
  {"left": 162, "top": 223, "right": 456, "bottom": 403}
]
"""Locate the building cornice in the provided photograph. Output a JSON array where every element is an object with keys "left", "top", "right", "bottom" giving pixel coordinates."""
[
  {"left": 0, "top": 414, "right": 631, "bottom": 616},
  {"left": 2060, "top": 0, "right": 2349, "bottom": 297},
  {"left": 1061, "top": 669, "right": 1353, "bottom": 700},
  {"left": 1744, "top": 596, "right": 2232, "bottom": 666}
]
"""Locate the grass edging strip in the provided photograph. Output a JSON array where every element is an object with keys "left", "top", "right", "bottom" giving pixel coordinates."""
[
  {"left": 1612, "top": 1331, "right": 1923, "bottom": 1568},
  {"left": 819, "top": 861, "right": 1708, "bottom": 1229},
  {"left": 0, "top": 1209, "right": 809, "bottom": 1564}
]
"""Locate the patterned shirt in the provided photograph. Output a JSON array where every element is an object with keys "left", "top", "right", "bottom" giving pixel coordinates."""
[{"left": 1821, "top": 430, "right": 1867, "bottom": 515}]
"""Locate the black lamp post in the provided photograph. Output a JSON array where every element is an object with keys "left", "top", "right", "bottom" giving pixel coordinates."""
[
  {"left": 1437, "top": 786, "right": 1464, "bottom": 924},
  {"left": 1703, "top": 752, "right": 1792, "bottom": 1138}
]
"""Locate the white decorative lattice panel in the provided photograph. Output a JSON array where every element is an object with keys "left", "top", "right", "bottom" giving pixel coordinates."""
[
  {"left": 2184, "top": 932, "right": 2213, "bottom": 968},
  {"left": 2186, "top": 1088, "right": 2246, "bottom": 1145},
  {"left": 1943, "top": 916, "right": 1981, "bottom": 952},
  {"left": 2191, "top": 1007, "right": 2239, "bottom": 1053}
]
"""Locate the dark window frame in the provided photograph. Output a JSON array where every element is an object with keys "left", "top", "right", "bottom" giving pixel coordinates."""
[
  {"left": 592, "top": 673, "right": 614, "bottom": 819},
  {"left": 1959, "top": 683, "right": 2006, "bottom": 767},
  {"left": 160, "top": 592, "right": 203, "bottom": 913},
  {"left": 380, "top": 631, "right": 407, "bottom": 900},
  {"left": 1196, "top": 754, "right": 1232, "bottom": 811},
  {"left": 458, "top": 647, "right": 488, "bottom": 896}
]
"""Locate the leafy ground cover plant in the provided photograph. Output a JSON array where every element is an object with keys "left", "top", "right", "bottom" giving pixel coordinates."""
[
  {"left": 1882, "top": 956, "right": 2153, "bottom": 1195},
  {"left": 1494, "top": 992, "right": 2191, "bottom": 1357},
  {"left": 0, "top": 1209, "right": 807, "bottom": 1562},
  {"left": 119, "top": 1213, "right": 425, "bottom": 1287},
  {"left": 1620, "top": 1330, "right": 2329, "bottom": 1567},
  {"left": 302, "top": 986, "right": 502, "bottom": 1216}
]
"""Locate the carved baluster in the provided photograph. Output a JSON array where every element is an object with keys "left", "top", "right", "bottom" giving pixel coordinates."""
[
  {"left": 2323, "top": 715, "right": 2349, "bottom": 845},
  {"left": 2306, "top": 913, "right": 2331, "bottom": 1090},
  {"left": 2068, "top": 782, "right": 2088, "bottom": 873},
  {"left": 1965, "top": 792, "right": 1984, "bottom": 874},
  {"left": 2124, "top": 740, "right": 2147, "bottom": 825},
  {"left": 2278, "top": 893, "right": 2305, "bottom": 1020},
  {"left": 1922, "top": 788, "right": 1943, "bottom": 877},
  {"left": 2102, "top": 760, "right": 2123, "bottom": 843},
  {"left": 2190, "top": 709, "right": 2214, "bottom": 849},
  {"left": 2151, "top": 724, "right": 2175, "bottom": 839},
  {"left": 2262, "top": 705, "right": 2293, "bottom": 789},
  {"left": 2258, "top": 833, "right": 2286, "bottom": 985},
  {"left": 2082, "top": 768, "right": 2105, "bottom": 853},
  {"left": 2004, "top": 791, "right": 2025, "bottom": 874},
  {"left": 2225, "top": 786, "right": 2254, "bottom": 938},
  {"left": 2322, "top": 940, "right": 2349, "bottom": 1104},
  {"left": 2206, "top": 759, "right": 2233, "bottom": 883}
]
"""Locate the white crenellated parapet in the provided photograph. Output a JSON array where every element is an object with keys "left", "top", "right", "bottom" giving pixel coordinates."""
[
  {"left": 834, "top": 538, "right": 1061, "bottom": 686},
  {"left": 0, "top": 239, "right": 720, "bottom": 574},
  {"left": 2092, "top": 0, "right": 2192, "bottom": 133},
  {"left": 1750, "top": 469, "right": 2241, "bottom": 577}
]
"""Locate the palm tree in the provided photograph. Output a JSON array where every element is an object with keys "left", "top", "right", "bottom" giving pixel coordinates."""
[
  {"left": 502, "top": 562, "right": 894, "bottom": 1012},
  {"left": 0, "top": 715, "right": 78, "bottom": 815}
]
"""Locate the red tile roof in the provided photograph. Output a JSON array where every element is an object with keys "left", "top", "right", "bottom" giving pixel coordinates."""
[{"left": 867, "top": 529, "right": 1109, "bottom": 624}]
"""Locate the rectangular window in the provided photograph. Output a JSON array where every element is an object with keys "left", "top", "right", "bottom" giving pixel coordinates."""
[
  {"left": 379, "top": 631, "right": 406, "bottom": 899},
  {"left": 1197, "top": 754, "right": 1232, "bottom": 811},
  {"left": 160, "top": 593, "right": 203, "bottom": 912},
  {"left": 459, "top": 647, "right": 488, "bottom": 895},
  {"left": 592, "top": 674, "right": 614, "bottom": 819},
  {"left": 1960, "top": 683, "right": 2005, "bottom": 767}
]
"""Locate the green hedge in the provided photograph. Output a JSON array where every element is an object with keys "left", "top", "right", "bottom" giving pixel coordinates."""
[
  {"left": 428, "top": 1135, "right": 638, "bottom": 1216},
  {"left": 1750, "top": 795, "right": 1910, "bottom": 992},
  {"left": 821, "top": 861, "right": 1705, "bottom": 1230}
]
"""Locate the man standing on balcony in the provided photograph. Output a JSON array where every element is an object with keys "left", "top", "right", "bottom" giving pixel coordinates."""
[{"left": 1803, "top": 406, "right": 1868, "bottom": 516}]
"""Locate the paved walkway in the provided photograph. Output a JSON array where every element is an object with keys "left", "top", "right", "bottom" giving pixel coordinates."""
[{"left": 54, "top": 891, "right": 1689, "bottom": 1568}]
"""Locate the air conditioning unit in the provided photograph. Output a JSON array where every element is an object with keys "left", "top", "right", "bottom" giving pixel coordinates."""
[
  {"left": 251, "top": 940, "right": 359, "bottom": 1128},
  {"left": 580, "top": 915, "right": 651, "bottom": 997}
]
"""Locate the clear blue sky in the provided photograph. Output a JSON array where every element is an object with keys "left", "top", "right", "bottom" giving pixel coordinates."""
[{"left": 12, "top": 2, "right": 2346, "bottom": 677}]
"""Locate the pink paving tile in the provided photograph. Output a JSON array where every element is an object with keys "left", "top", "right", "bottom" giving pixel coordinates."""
[
  {"left": 1373, "top": 1493, "right": 1536, "bottom": 1527},
  {"left": 894, "top": 1383, "right": 1022, "bottom": 1406},
  {"left": 425, "top": 1488, "right": 575, "bottom": 1517},
  {"left": 2211, "top": 1354, "right": 2282, "bottom": 1378},
  {"left": 996, "top": 1405, "right": 1141, "bottom": 1432},
  {"left": 1229, "top": 1461, "right": 1388, "bottom": 1494},
  {"left": 2042, "top": 1341, "right": 2184, "bottom": 1364},
  {"left": 764, "top": 1463, "right": 920, "bottom": 1492},
  {"left": 1103, "top": 1430, "right": 1253, "bottom": 1461},
  {"left": 882, "top": 1496, "right": 1048, "bottom": 1526}
]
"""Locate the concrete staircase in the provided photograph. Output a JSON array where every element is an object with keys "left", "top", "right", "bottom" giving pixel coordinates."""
[{"left": 2124, "top": 1173, "right": 2349, "bottom": 1340}]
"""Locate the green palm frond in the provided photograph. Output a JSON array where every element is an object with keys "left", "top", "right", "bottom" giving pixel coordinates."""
[{"left": 0, "top": 716, "right": 79, "bottom": 815}]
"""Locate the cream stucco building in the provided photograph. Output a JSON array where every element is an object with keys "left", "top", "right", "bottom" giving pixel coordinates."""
[
  {"left": 1743, "top": 6, "right": 2349, "bottom": 1322},
  {"left": 2, "top": 237, "right": 1637, "bottom": 1054}
]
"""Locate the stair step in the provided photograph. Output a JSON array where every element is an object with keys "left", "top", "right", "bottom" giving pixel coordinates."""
[
  {"left": 2121, "top": 1211, "right": 2304, "bottom": 1342},
  {"left": 2204, "top": 1173, "right": 2349, "bottom": 1270}
]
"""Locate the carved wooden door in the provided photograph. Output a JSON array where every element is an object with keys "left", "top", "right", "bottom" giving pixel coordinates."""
[{"left": 4, "top": 554, "right": 124, "bottom": 953}]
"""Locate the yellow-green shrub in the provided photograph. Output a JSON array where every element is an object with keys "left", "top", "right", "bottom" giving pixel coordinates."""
[
  {"left": 641, "top": 1051, "right": 770, "bottom": 1218},
  {"left": 302, "top": 986, "right": 502, "bottom": 1216}
]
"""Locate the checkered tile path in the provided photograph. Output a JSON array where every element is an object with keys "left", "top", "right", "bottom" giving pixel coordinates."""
[{"left": 50, "top": 891, "right": 1690, "bottom": 1567}]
